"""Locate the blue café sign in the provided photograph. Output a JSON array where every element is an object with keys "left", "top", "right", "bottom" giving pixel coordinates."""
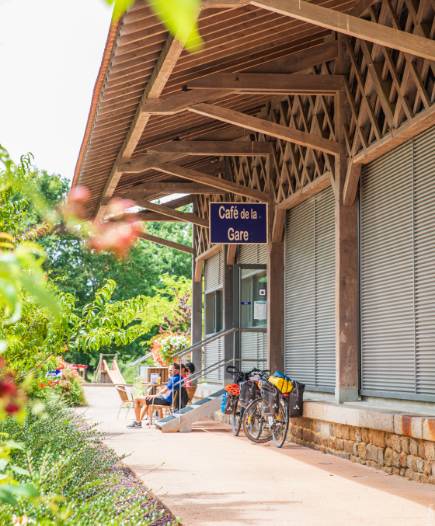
[{"left": 209, "top": 202, "right": 268, "bottom": 244}]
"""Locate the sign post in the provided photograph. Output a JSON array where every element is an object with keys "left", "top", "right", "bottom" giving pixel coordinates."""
[{"left": 209, "top": 202, "right": 268, "bottom": 244}]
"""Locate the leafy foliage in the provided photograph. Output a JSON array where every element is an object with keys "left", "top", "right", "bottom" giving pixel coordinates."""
[
  {"left": 0, "top": 399, "right": 178, "bottom": 525},
  {"left": 106, "top": 0, "right": 202, "bottom": 51}
]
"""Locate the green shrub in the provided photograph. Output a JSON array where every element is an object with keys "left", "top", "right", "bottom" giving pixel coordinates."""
[{"left": 0, "top": 397, "right": 177, "bottom": 525}]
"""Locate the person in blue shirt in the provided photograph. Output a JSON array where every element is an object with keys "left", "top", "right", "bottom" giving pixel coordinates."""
[{"left": 127, "top": 363, "right": 183, "bottom": 429}]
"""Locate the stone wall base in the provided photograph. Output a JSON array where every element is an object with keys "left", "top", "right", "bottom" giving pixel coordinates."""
[
  {"left": 213, "top": 411, "right": 435, "bottom": 484},
  {"left": 289, "top": 417, "right": 435, "bottom": 484}
]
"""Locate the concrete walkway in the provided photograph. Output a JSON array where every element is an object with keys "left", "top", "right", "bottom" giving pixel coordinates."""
[{"left": 79, "top": 386, "right": 435, "bottom": 526}]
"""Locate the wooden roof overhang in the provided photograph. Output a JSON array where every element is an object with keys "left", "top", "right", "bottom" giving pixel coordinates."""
[{"left": 73, "top": 0, "right": 435, "bottom": 259}]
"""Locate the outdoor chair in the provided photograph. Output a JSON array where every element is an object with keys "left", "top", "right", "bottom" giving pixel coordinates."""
[{"left": 115, "top": 385, "right": 134, "bottom": 419}]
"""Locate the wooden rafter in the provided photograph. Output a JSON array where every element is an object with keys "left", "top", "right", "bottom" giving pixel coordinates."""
[
  {"left": 96, "top": 36, "right": 184, "bottom": 220},
  {"left": 188, "top": 104, "right": 341, "bottom": 155},
  {"left": 250, "top": 0, "right": 435, "bottom": 61},
  {"left": 139, "top": 200, "right": 208, "bottom": 227},
  {"left": 119, "top": 141, "right": 272, "bottom": 173},
  {"left": 187, "top": 73, "right": 345, "bottom": 94},
  {"left": 152, "top": 162, "right": 272, "bottom": 202},
  {"left": 276, "top": 172, "right": 332, "bottom": 210},
  {"left": 139, "top": 233, "right": 193, "bottom": 254},
  {"left": 121, "top": 182, "right": 225, "bottom": 196},
  {"left": 149, "top": 141, "right": 273, "bottom": 156}
]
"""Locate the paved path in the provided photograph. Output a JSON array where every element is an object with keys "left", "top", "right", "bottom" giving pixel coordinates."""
[{"left": 79, "top": 386, "right": 435, "bottom": 526}]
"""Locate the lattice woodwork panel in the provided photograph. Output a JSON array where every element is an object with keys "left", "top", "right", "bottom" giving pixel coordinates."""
[
  {"left": 343, "top": 0, "right": 435, "bottom": 157},
  {"left": 229, "top": 90, "right": 336, "bottom": 206}
]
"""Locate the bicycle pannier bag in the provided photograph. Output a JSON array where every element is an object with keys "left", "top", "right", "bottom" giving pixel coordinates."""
[{"left": 288, "top": 381, "right": 305, "bottom": 417}]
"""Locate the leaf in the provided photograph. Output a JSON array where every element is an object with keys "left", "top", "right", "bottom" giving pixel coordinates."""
[
  {"left": 149, "top": 0, "right": 202, "bottom": 52},
  {"left": 105, "top": 0, "right": 135, "bottom": 20},
  {"left": 19, "top": 275, "right": 61, "bottom": 321}
]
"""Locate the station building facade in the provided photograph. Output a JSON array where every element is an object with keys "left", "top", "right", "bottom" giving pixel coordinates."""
[{"left": 73, "top": 0, "right": 435, "bottom": 482}]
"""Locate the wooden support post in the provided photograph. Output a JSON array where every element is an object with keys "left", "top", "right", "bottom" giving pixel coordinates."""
[
  {"left": 191, "top": 249, "right": 203, "bottom": 378},
  {"left": 335, "top": 89, "right": 359, "bottom": 403},
  {"left": 267, "top": 240, "right": 284, "bottom": 372},
  {"left": 223, "top": 247, "right": 234, "bottom": 382}
]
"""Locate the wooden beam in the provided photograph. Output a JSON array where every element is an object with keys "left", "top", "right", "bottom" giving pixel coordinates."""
[
  {"left": 188, "top": 73, "right": 345, "bottom": 94},
  {"left": 352, "top": 104, "right": 435, "bottom": 166},
  {"left": 137, "top": 212, "right": 183, "bottom": 222},
  {"left": 120, "top": 141, "right": 272, "bottom": 173},
  {"left": 247, "top": 40, "right": 338, "bottom": 74},
  {"left": 188, "top": 104, "right": 341, "bottom": 156},
  {"left": 250, "top": 0, "right": 435, "bottom": 62},
  {"left": 202, "top": 0, "right": 248, "bottom": 7},
  {"left": 194, "top": 259, "right": 204, "bottom": 282},
  {"left": 96, "top": 37, "right": 184, "bottom": 220},
  {"left": 139, "top": 200, "right": 208, "bottom": 227},
  {"left": 277, "top": 172, "right": 332, "bottom": 210},
  {"left": 149, "top": 141, "right": 273, "bottom": 156},
  {"left": 140, "top": 88, "right": 228, "bottom": 116},
  {"left": 343, "top": 164, "right": 362, "bottom": 207},
  {"left": 153, "top": 163, "right": 272, "bottom": 202},
  {"left": 271, "top": 208, "right": 286, "bottom": 242},
  {"left": 344, "top": 105, "right": 435, "bottom": 205},
  {"left": 139, "top": 233, "right": 193, "bottom": 254},
  {"left": 121, "top": 182, "right": 225, "bottom": 196},
  {"left": 226, "top": 244, "right": 237, "bottom": 265}
]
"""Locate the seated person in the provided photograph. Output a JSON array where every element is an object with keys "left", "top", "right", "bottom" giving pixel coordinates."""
[
  {"left": 127, "top": 363, "right": 182, "bottom": 429},
  {"left": 181, "top": 361, "right": 195, "bottom": 388}
]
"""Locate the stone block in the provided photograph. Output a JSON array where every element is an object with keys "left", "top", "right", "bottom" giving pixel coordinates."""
[
  {"left": 383, "top": 466, "right": 393, "bottom": 475},
  {"left": 369, "top": 429, "right": 386, "bottom": 448},
  {"left": 384, "top": 447, "right": 393, "bottom": 467},
  {"left": 424, "top": 441, "right": 435, "bottom": 461},
  {"left": 416, "top": 458, "right": 425, "bottom": 474},
  {"left": 336, "top": 438, "right": 344, "bottom": 451},
  {"left": 354, "top": 429, "right": 362, "bottom": 443},
  {"left": 399, "top": 452, "right": 408, "bottom": 468},
  {"left": 391, "top": 434, "right": 401, "bottom": 453},
  {"left": 424, "top": 461, "right": 432, "bottom": 477},
  {"left": 318, "top": 421, "right": 331, "bottom": 440},
  {"left": 344, "top": 440, "right": 354, "bottom": 454},
  {"left": 418, "top": 441, "right": 425, "bottom": 459},
  {"left": 409, "top": 439, "right": 418, "bottom": 456},
  {"left": 377, "top": 448, "right": 384, "bottom": 466},
  {"left": 385, "top": 433, "right": 393, "bottom": 448},
  {"left": 302, "top": 428, "right": 314, "bottom": 443},
  {"left": 392, "top": 451, "right": 401, "bottom": 468},
  {"left": 366, "top": 444, "right": 379, "bottom": 462},
  {"left": 407, "top": 455, "right": 418, "bottom": 471},
  {"left": 392, "top": 467, "right": 400, "bottom": 476},
  {"left": 400, "top": 437, "right": 409, "bottom": 454},
  {"left": 361, "top": 428, "right": 369, "bottom": 442},
  {"left": 357, "top": 442, "right": 367, "bottom": 460}
]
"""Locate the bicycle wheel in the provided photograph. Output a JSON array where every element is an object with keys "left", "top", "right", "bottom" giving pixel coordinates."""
[
  {"left": 230, "top": 399, "right": 243, "bottom": 436},
  {"left": 242, "top": 398, "right": 272, "bottom": 444},
  {"left": 271, "top": 398, "right": 289, "bottom": 448}
]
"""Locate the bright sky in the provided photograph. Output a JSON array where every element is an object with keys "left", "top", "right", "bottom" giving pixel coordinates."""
[{"left": 0, "top": 0, "right": 113, "bottom": 181}]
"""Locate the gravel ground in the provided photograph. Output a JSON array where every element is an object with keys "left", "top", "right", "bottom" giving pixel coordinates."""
[{"left": 112, "top": 464, "right": 180, "bottom": 525}]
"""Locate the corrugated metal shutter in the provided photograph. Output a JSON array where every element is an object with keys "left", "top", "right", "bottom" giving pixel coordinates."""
[
  {"left": 360, "top": 126, "right": 435, "bottom": 401},
  {"left": 240, "top": 331, "right": 267, "bottom": 371},
  {"left": 204, "top": 337, "right": 223, "bottom": 383},
  {"left": 204, "top": 250, "right": 224, "bottom": 383},
  {"left": 204, "top": 251, "right": 223, "bottom": 293},
  {"left": 284, "top": 186, "right": 335, "bottom": 391},
  {"left": 239, "top": 244, "right": 268, "bottom": 264}
]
